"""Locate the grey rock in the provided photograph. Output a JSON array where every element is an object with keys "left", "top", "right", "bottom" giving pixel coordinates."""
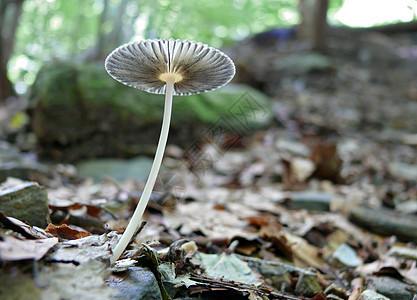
[
  {"left": 360, "top": 290, "right": 390, "bottom": 300},
  {"left": 389, "top": 162, "right": 417, "bottom": 181},
  {"left": 0, "top": 141, "right": 49, "bottom": 183},
  {"left": 0, "top": 182, "right": 50, "bottom": 228},
  {"left": 396, "top": 199, "right": 417, "bottom": 214},
  {"left": 366, "top": 276, "right": 414, "bottom": 300},
  {"left": 108, "top": 267, "right": 162, "bottom": 300},
  {"left": 349, "top": 206, "right": 417, "bottom": 242},
  {"left": 287, "top": 192, "right": 332, "bottom": 211},
  {"left": 273, "top": 53, "right": 334, "bottom": 75},
  {"left": 387, "top": 246, "right": 417, "bottom": 260},
  {"left": 75, "top": 156, "right": 153, "bottom": 182},
  {"left": 328, "top": 243, "right": 362, "bottom": 268}
]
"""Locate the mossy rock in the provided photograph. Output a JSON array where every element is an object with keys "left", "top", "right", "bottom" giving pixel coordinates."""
[
  {"left": 0, "top": 182, "right": 50, "bottom": 228},
  {"left": 29, "top": 61, "right": 272, "bottom": 162}
]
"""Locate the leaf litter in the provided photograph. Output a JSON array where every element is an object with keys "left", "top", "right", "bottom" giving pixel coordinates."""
[{"left": 1, "top": 30, "right": 417, "bottom": 299}]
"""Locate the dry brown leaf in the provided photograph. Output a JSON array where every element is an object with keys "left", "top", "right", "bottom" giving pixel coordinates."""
[
  {"left": 45, "top": 223, "right": 91, "bottom": 240},
  {"left": 0, "top": 235, "right": 58, "bottom": 261}
]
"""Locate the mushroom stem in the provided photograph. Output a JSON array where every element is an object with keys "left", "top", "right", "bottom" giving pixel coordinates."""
[{"left": 110, "top": 78, "right": 175, "bottom": 264}]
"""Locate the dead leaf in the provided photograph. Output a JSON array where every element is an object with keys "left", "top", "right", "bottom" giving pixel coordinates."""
[
  {"left": 309, "top": 139, "right": 343, "bottom": 183},
  {"left": 0, "top": 235, "right": 58, "bottom": 261},
  {"left": 0, "top": 212, "right": 52, "bottom": 239},
  {"left": 259, "top": 219, "right": 294, "bottom": 261},
  {"left": 45, "top": 223, "right": 91, "bottom": 240}
]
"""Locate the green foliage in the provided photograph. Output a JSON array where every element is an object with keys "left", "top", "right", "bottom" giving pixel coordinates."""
[
  {"left": 16, "top": 0, "right": 100, "bottom": 59},
  {"left": 9, "top": 0, "right": 347, "bottom": 92},
  {"left": 143, "top": 0, "right": 299, "bottom": 48},
  {"left": 9, "top": 0, "right": 102, "bottom": 92}
]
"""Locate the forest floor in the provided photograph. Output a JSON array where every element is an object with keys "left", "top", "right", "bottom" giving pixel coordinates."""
[{"left": 0, "top": 28, "right": 416, "bottom": 299}]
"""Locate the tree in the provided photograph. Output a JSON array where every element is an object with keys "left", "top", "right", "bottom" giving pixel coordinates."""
[
  {"left": 84, "top": 0, "right": 139, "bottom": 61},
  {"left": 298, "top": 0, "right": 329, "bottom": 52},
  {"left": 0, "top": 0, "right": 24, "bottom": 102}
]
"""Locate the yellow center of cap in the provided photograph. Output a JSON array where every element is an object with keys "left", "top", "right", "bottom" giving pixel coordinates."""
[{"left": 159, "top": 72, "right": 183, "bottom": 83}]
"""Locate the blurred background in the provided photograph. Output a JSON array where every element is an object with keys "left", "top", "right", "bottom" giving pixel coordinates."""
[
  {"left": 1, "top": 2, "right": 417, "bottom": 298},
  {"left": 0, "top": 0, "right": 416, "bottom": 167},
  {"left": 2, "top": 0, "right": 416, "bottom": 97}
]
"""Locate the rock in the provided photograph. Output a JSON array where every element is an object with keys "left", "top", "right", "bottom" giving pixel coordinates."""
[
  {"left": 396, "top": 199, "right": 417, "bottom": 214},
  {"left": 389, "top": 162, "right": 417, "bottom": 181},
  {"left": 286, "top": 192, "right": 333, "bottom": 211},
  {"left": 0, "top": 182, "right": 50, "bottom": 228},
  {"left": 29, "top": 62, "right": 273, "bottom": 162},
  {"left": 240, "top": 256, "right": 322, "bottom": 297},
  {"left": 366, "top": 276, "right": 414, "bottom": 300},
  {"left": 349, "top": 206, "right": 417, "bottom": 242},
  {"left": 273, "top": 53, "right": 334, "bottom": 75},
  {"left": 387, "top": 246, "right": 417, "bottom": 260},
  {"left": 328, "top": 243, "right": 362, "bottom": 268},
  {"left": 0, "top": 141, "right": 49, "bottom": 183},
  {"left": 361, "top": 290, "right": 390, "bottom": 300},
  {"left": 401, "top": 133, "right": 417, "bottom": 145},
  {"left": 276, "top": 139, "right": 310, "bottom": 157},
  {"left": 75, "top": 156, "right": 153, "bottom": 182},
  {"left": 258, "top": 264, "right": 292, "bottom": 291},
  {"left": 294, "top": 273, "right": 323, "bottom": 297},
  {"left": 108, "top": 267, "right": 162, "bottom": 300}
]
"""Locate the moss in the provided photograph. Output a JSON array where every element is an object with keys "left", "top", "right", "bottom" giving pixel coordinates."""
[
  {"left": 29, "top": 61, "right": 273, "bottom": 161},
  {"left": 31, "top": 61, "right": 272, "bottom": 129},
  {"left": 29, "top": 62, "right": 80, "bottom": 106}
]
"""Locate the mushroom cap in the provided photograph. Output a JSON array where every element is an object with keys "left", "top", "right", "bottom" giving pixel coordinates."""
[{"left": 105, "top": 39, "right": 235, "bottom": 96}]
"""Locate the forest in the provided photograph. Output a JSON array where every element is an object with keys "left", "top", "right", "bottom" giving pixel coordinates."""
[{"left": 0, "top": 0, "right": 417, "bottom": 299}]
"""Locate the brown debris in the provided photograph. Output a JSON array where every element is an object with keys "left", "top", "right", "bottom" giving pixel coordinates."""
[{"left": 45, "top": 223, "right": 91, "bottom": 240}]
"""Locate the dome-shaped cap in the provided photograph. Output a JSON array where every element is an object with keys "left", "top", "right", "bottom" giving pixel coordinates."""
[{"left": 105, "top": 39, "right": 235, "bottom": 96}]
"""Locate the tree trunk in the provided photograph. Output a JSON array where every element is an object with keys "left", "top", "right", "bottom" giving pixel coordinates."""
[
  {"left": 94, "top": 0, "right": 109, "bottom": 59},
  {"left": 87, "top": 0, "right": 130, "bottom": 61},
  {"left": 0, "top": 0, "right": 24, "bottom": 102},
  {"left": 298, "top": 0, "right": 329, "bottom": 52},
  {"left": 311, "top": 0, "right": 328, "bottom": 52}
]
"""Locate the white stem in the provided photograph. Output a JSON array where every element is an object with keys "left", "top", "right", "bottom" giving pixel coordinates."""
[{"left": 110, "top": 79, "right": 175, "bottom": 264}]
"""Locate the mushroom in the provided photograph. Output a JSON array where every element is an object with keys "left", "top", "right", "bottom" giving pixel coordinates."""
[{"left": 105, "top": 39, "right": 235, "bottom": 263}]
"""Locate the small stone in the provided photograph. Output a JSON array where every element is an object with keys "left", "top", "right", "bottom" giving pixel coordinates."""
[
  {"left": 294, "top": 273, "right": 323, "bottom": 297},
  {"left": 328, "top": 243, "right": 362, "bottom": 268},
  {"left": 287, "top": 192, "right": 332, "bottom": 211},
  {"left": 388, "top": 246, "right": 417, "bottom": 260},
  {"left": 273, "top": 53, "right": 333, "bottom": 75},
  {"left": 361, "top": 290, "right": 390, "bottom": 300},
  {"left": 389, "top": 162, "right": 417, "bottom": 181},
  {"left": 396, "top": 199, "right": 417, "bottom": 215},
  {"left": 276, "top": 139, "right": 310, "bottom": 157},
  {"left": 366, "top": 276, "right": 414, "bottom": 300},
  {"left": 349, "top": 207, "right": 417, "bottom": 242},
  {"left": 0, "top": 182, "right": 50, "bottom": 228}
]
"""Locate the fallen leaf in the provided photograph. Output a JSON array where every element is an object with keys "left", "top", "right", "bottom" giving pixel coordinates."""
[
  {"left": 198, "top": 252, "right": 262, "bottom": 286},
  {"left": 0, "top": 235, "right": 58, "bottom": 261},
  {"left": 45, "top": 223, "right": 91, "bottom": 240},
  {"left": 0, "top": 213, "right": 52, "bottom": 239}
]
